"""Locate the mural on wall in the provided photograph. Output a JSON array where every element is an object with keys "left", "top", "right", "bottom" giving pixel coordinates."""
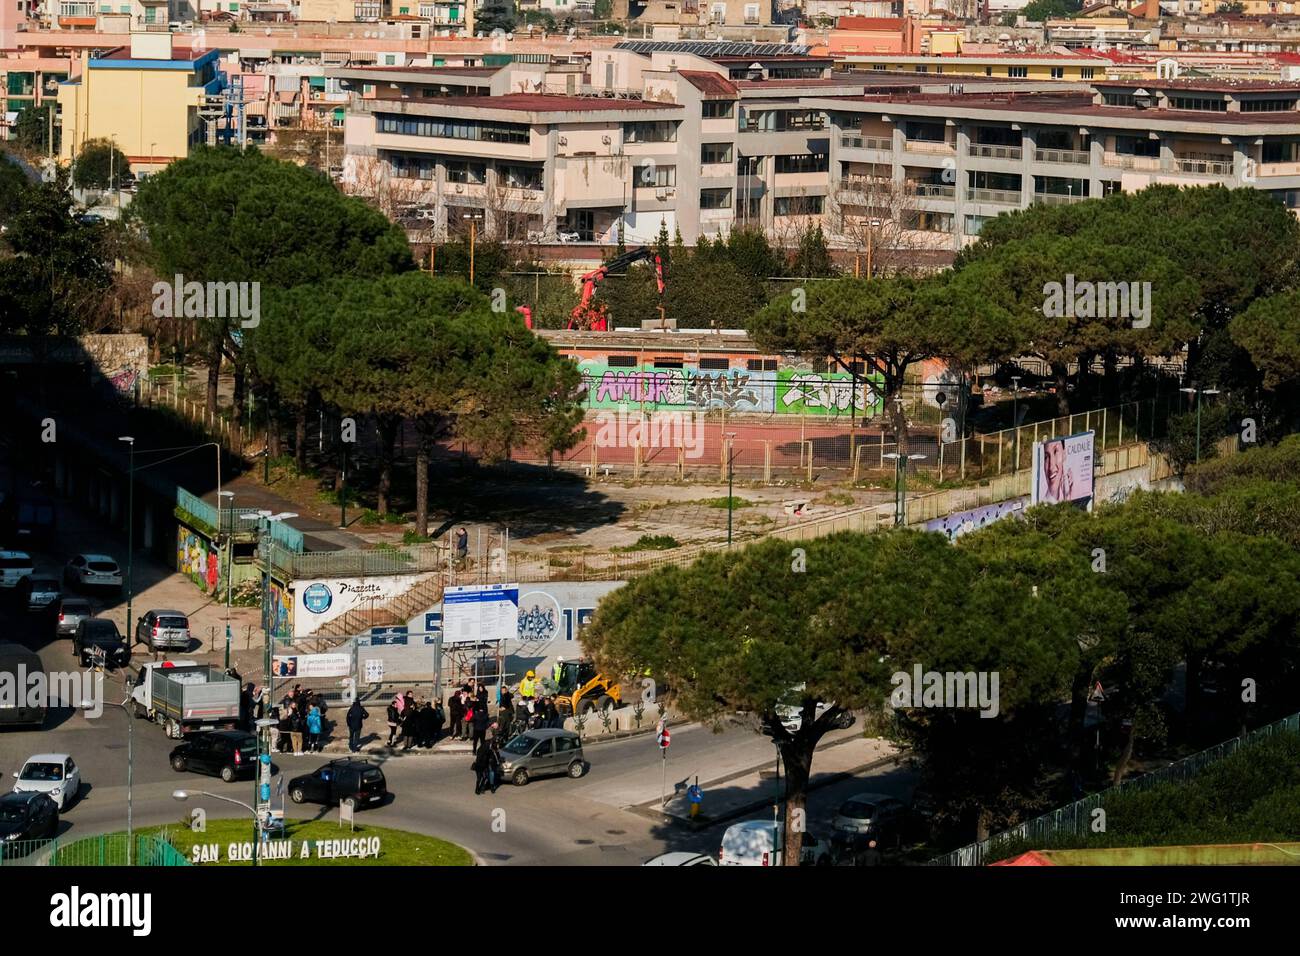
[
  {"left": 265, "top": 578, "right": 293, "bottom": 640},
  {"left": 177, "top": 526, "right": 212, "bottom": 593},
  {"left": 577, "top": 361, "right": 883, "bottom": 416},
  {"left": 517, "top": 590, "right": 562, "bottom": 643},
  {"left": 924, "top": 497, "right": 1028, "bottom": 543}
]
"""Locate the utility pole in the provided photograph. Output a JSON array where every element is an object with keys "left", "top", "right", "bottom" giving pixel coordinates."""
[{"left": 118, "top": 436, "right": 135, "bottom": 648}]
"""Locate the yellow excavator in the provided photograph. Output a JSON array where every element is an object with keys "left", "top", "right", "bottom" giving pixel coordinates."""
[{"left": 553, "top": 659, "right": 623, "bottom": 716}]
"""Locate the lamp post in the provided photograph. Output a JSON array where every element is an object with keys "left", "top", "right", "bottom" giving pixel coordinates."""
[
  {"left": 118, "top": 436, "right": 134, "bottom": 644},
  {"left": 172, "top": 789, "right": 261, "bottom": 866},
  {"left": 724, "top": 432, "right": 737, "bottom": 547},
  {"left": 1010, "top": 375, "right": 1022, "bottom": 473},
  {"left": 1180, "top": 386, "right": 1221, "bottom": 465},
  {"left": 339, "top": 443, "right": 348, "bottom": 530},
  {"left": 463, "top": 211, "right": 484, "bottom": 286},
  {"left": 882, "top": 452, "right": 927, "bottom": 526},
  {"left": 219, "top": 490, "right": 235, "bottom": 670},
  {"left": 257, "top": 511, "right": 297, "bottom": 709}
]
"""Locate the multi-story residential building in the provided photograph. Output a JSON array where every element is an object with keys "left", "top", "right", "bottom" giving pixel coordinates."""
[
  {"left": 832, "top": 50, "right": 1111, "bottom": 81},
  {"left": 57, "top": 32, "right": 223, "bottom": 172},
  {"left": 1, "top": 53, "right": 70, "bottom": 141},
  {"left": 817, "top": 77, "right": 1300, "bottom": 252}
]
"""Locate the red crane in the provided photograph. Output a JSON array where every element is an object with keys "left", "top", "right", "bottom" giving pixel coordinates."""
[{"left": 566, "top": 246, "right": 665, "bottom": 331}]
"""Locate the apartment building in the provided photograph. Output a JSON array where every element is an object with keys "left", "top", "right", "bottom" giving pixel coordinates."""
[
  {"left": 833, "top": 51, "right": 1111, "bottom": 81},
  {"left": 1, "top": 53, "right": 70, "bottom": 141},
  {"left": 57, "top": 32, "right": 223, "bottom": 170},
  {"left": 337, "top": 41, "right": 863, "bottom": 243},
  {"left": 815, "top": 77, "right": 1300, "bottom": 252}
]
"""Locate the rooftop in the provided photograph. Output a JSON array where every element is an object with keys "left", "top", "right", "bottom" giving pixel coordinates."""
[
  {"left": 1095, "top": 77, "right": 1300, "bottom": 92},
  {"left": 94, "top": 45, "right": 213, "bottom": 62},
  {"left": 402, "top": 93, "right": 682, "bottom": 112},
  {"left": 678, "top": 70, "right": 739, "bottom": 98}
]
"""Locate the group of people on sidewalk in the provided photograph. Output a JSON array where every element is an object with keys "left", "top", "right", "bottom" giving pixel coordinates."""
[
  {"left": 386, "top": 690, "right": 446, "bottom": 750},
  {"left": 274, "top": 685, "right": 326, "bottom": 757}
]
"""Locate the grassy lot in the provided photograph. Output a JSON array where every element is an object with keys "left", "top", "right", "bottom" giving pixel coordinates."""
[{"left": 53, "top": 819, "right": 472, "bottom": 867}]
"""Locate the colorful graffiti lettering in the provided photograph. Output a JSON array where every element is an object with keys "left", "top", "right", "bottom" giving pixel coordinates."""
[
  {"left": 109, "top": 368, "right": 139, "bottom": 394},
  {"left": 518, "top": 604, "right": 558, "bottom": 641},
  {"left": 176, "top": 527, "right": 211, "bottom": 593},
  {"left": 684, "top": 370, "right": 761, "bottom": 410},
  {"left": 595, "top": 370, "right": 674, "bottom": 405},
  {"left": 267, "top": 578, "right": 292, "bottom": 640}
]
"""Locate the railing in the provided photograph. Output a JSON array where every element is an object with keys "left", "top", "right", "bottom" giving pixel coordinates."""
[
  {"left": 931, "top": 713, "right": 1300, "bottom": 866},
  {"left": 966, "top": 187, "right": 1021, "bottom": 204},
  {"left": 1034, "top": 147, "right": 1090, "bottom": 165},
  {"left": 1172, "top": 156, "right": 1234, "bottom": 176},
  {"left": 968, "top": 143, "right": 1022, "bottom": 161},
  {"left": 176, "top": 487, "right": 303, "bottom": 550},
  {"left": 1032, "top": 192, "right": 1086, "bottom": 205},
  {"left": 1102, "top": 153, "right": 1161, "bottom": 171},
  {"left": 1, "top": 833, "right": 188, "bottom": 867},
  {"left": 837, "top": 174, "right": 891, "bottom": 192},
  {"left": 904, "top": 139, "right": 956, "bottom": 154},
  {"left": 840, "top": 134, "right": 893, "bottom": 151},
  {"left": 907, "top": 183, "right": 956, "bottom": 198}
]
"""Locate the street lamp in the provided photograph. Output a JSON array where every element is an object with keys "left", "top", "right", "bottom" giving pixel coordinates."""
[
  {"left": 724, "top": 432, "right": 737, "bottom": 547},
  {"left": 463, "top": 211, "right": 484, "bottom": 285},
  {"left": 257, "top": 511, "right": 297, "bottom": 710},
  {"left": 882, "top": 452, "right": 927, "bottom": 526},
  {"left": 1180, "top": 386, "right": 1221, "bottom": 465},
  {"left": 219, "top": 490, "right": 235, "bottom": 670},
  {"left": 1010, "top": 376, "right": 1022, "bottom": 474},
  {"left": 865, "top": 216, "right": 882, "bottom": 278},
  {"left": 118, "top": 437, "right": 134, "bottom": 643},
  {"left": 172, "top": 789, "right": 261, "bottom": 866}
]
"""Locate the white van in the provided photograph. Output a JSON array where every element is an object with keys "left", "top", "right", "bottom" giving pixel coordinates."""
[{"left": 718, "top": 819, "right": 830, "bottom": 866}]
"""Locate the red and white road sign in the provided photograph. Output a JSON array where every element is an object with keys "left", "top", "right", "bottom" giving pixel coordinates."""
[{"left": 657, "top": 728, "right": 671, "bottom": 749}]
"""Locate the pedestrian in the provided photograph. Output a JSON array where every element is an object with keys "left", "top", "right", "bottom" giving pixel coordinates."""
[
  {"left": 346, "top": 698, "right": 368, "bottom": 753},
  {"left": 448, "top": 691, "right": 464, "bottom": 741},
  {"left": 276, "top": 707, "right": 292, "bottom": 754},
  {"left": 497, "top": 702, "right": 513, "bottom": 742},
  {"left": 486, "top": 734, "right": 503, "bottom": 793},
  {"left": 289, "top": 706, "right": 306, "bottom": 757},
  {"left": 431, "top": 698, "right": 446, "bottom": 743},
  {"left": 519, "top": 669, "right": 538, "bottom": 703},
  {"left": 239, "top": 682, "right": 254, "bottom": 731},
  {"left": 545, "top": 696, "right": 561, "bottom": 729},
  {"left": 306, "top": 702, "right": 323, "bottom": 753},
  {"left": 454, "top": 526, "right": 469, "bottom": 567},
  {"left": 471, "top": 703, "right": 489, "bottom": 755},
  {"left": 404, "top": 690, "right": 416, "bottom": 716},
  {"left": 472, "top": 741, "right": 492, "bottom": 795},
  {"left": 400, "top": 702, "right": 419, "bottom": 751},
  {"left": 463, "top": 694, "right": 476, "bottom": 743},
  {"left": 386, "top": 699, "right": 401, "bottom": 747}
]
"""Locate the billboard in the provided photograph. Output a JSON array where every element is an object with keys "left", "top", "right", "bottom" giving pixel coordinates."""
[
  {"left": 443, "top": 584, "right": 520, "bottom": 645},
  {"left": 272, "top": 653, "right": 350, "bottom": 679},
  {"left": 1032, "top": 431, "right": 1095, "bottom": 510},
  {"left": 292, "top": 574, "right": 422, "bottom": 638}
]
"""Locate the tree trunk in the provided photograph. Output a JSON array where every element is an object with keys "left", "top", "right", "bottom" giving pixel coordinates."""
[
  {"left": 294, "top": 407, "right": 307, "bottom": 473},
  {"left": 230, "top": 360, "right": 245, "bottom": 455},
  {"left": 780, "top": 740, "right": 813, "bottom": 867},
  {"left": 267, "top": 395, "right": 283, "bottom": 460},
  {"left": 1112, "top": 720, "right": 1137, "bottom": 785},
  {"left": 1067, "top": 662, "right": 1094, "bottom": 771},
  {"left": 376, "top": 416, "right": 399, "bottom": 516},
  {"left": 1051, "top": 361, "right": 1071, "bottom": 416},
  {"left": 415, "top": 437, "right": 430, "bottom": 538},
  {"left": 206, "top": 327, "right": 223, "bottom": 415},
  {"left": 887, "top": 373, "right": 908, "bottom": 456}
]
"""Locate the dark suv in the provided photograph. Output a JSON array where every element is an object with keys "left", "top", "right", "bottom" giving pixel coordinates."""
[
  {"left": 288, "top": 759, "right": 387, "bottom": 809},
  {"left": 170, "top": 730, "right": 259, "bottom": 783},
  {"left": 73, "top": 618, "right": 130, "bottom": 668}
]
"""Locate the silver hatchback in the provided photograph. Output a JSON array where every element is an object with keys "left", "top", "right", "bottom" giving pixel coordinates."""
[
  {"left": 136, "top": 609, "right": 191, "bottom": 650},
  {"left": 498, "top": 729, "right": 586, "bottom": 786}
]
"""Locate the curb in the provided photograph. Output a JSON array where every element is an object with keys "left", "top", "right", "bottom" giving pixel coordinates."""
[{"left": 315, "top": 718, "right": 673, "bottom": 758}]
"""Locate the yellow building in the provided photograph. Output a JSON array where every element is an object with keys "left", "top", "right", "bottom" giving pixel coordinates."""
[
  {"left": 837, "top": 54, "right": 1110, "bottom": 82},
  {"left": 57, "top": 33, "right": 223, "bottom": 174}
]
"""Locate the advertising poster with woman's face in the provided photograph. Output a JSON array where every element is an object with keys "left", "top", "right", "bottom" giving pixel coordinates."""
[{"left": 1032, "top": 432, "right": 1094, "bottom": 509}]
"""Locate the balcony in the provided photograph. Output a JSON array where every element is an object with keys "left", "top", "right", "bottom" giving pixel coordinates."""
[
  {"left": 968, "top": 143, "right": 1022, "bottom": 161},
  {"left": 966, "top": 187, "right": 1021, "bottom": 205},
  {"left": 1172, "top": 156, "right": 1234, "bottom": 177},
  {"left": 1256, "top": 161, "right": 1300, "bottom": 178},
  {"left": 840, "top": 134, "right": 893, "bottom": 152},
  {"left": 907, "top": 183, "right": 956, "bottom": 199},
  {"left": 1032, "top": 192, "right": 1086, "bottom": 205},
  {"left": 1034, "top": 148, "right": 1090, "bottom": 165},
  {"left": 905, "top": 139, "right": 956, "bottom": 155},
  {"left": 1102, "top": 153, "right": 1161, "bottom": 171},
  {"left": 837, "top": 174, "right": 892, "bottom": 193}
]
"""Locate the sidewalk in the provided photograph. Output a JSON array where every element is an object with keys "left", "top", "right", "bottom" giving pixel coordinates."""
[{"left": 632, "top": 734, "right": 901, "bottom": 827}]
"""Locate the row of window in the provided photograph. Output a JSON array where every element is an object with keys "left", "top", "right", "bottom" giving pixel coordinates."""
[
  {"left": 377, "top": 114, "right": 530, "bottom": 144},
  {"left": 872, "top": 64, "right": 1091, "bottom": 79},
  {"left": 389, "top": 155, "right": 543, "bottom": 190},
  {"left": 606, "top": 356, "right": 781, "bottom": 372}
]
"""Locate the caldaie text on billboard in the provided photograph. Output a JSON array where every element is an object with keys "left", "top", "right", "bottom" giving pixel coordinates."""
[{"left": 1031, "top": 430, "right": 1095, "bottom": 510}]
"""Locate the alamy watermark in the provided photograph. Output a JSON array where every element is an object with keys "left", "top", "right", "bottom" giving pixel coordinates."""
[
  {"left": 1042, "top": 274, "right": 1151, "bottom": 329},
  {"left": 889, "top": 664, "right": 1000, "bottom": 718},
  {"left": 590, "top": 406, "right": 705, "bottom": 459},
  {"left": 0, "top": 665, "right": 103, "bottom": 718},
  {"left": 152, "top": 273, "right": 260, "bottom": 328}
]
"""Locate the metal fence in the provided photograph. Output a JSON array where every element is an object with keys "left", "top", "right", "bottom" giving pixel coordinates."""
[
  {"left": 930, "top": 712, "right": 1300, "bottom": 867},
  {"left": 0, "top": 833, "right": 189, "bottom": 867},
  {"left": 176, "top": 486, "right": 305, "bottom": 551}
]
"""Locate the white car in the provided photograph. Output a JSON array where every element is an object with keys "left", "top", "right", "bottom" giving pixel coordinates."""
[
  {"left": 642, "top": 851, "right": 718, "bottom": 867},
  {"left": 65, "top": 554, "right": 123, "bottom": 592},
  {"left": 0, "top": 550, "right": 34, "bottom": 592},
  {"left": 718, "top": 820, "right": 830, "bottom": 866},
  {"left": 12, "top": 754, "right": 81, "bottom": 811}
]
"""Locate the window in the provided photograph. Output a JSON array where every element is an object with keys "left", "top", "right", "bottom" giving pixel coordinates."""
[
  {"left": 1081, "top": 68, "right": 1095, "bottom": 79},
  {"left": 556, "top": 736, "right": 577, "bottom": 753},
  {"left": 744, "top": 2, "right": 759, "bottom": 23},
  {"left": 775, "top": 153, "right": 828, "bottom": 174},
  {"left": 1243, "top": 98, "right": 1297, "bottom": 112},
  {"left": 653, "top": 358, "right": 684, "bottom": 369},
  {"left": 533, "top": 740, "right": 553, "bottom": 756},
  {"left": 624, "top": 120, "right": 677, "bottom": 143},
  {"left": 964, "top": 214, "right": 989, "bottom": 236},
  {"left": 1169, "top": 96, "right": 1227, "bottom": 112},
  {"left": 501, "top": 164, "right": 544, "bottom": 190},
  {"left": 607, "top": 355, "right": 638, "bottom": 368},
  {"left": 774, "top": 196, "right": 824, "bottom": 216},
  {"left": 376, "top": 114, "right": 529, "bottom": 144},
  {"left": 445, "top": 160, "right": 487, "bottom": 183},
  {"left": 906, "top": 210, "right": 954, "bottom": 232},
  {"left": 1050, "top": 67, "right": 1064, "bottom": 79},
  {"left": 1115, "top": 135, "right": 1159, "bottom": 158},
  {"left": 637, "top": 164, "right": 676, "bottom": 187},
  {"left": 914, "top": 65, "right": 928, "bottom": 73},
  {"left": 1263, "top": 140, "right": 1300, "bottom": 163},
  {"left": 701, "top": 142, "right": 733, "bottom": 164},
  {"left": 747, "top": 358, "right": 777, "bottom": 372},
  {"left": 1008, "top": 67, "right": 1027, "bottom": 78},
  {"left": 985, "top": 67, "right": 993, "bottom": 76},
  {"left": 741, "top": 110, "right": 824, "bottom": 132},
  {"left": 701, "top": 100, "right": 734, "bottom": 119},
  {"left": 699, "top": 357, "right": 730, "bottom": 371},
  {"left": 905, "top": 121, "right": 947, "bottom": 143},
  {"left": 700, "top": 188, "right": 733, "bottom": 209}
]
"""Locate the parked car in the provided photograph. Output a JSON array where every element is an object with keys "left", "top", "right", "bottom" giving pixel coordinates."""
[
  {"left": 288, "top": 759, "right": 387, "bottom": 808},
  {"left": 27, "top": 577, "right": 60, "bottom": 613},
  {"left": 73, "top": 618, "right": 130, "bottom": 669},
  {"left": 0, "top": 792, "right": 59, "bottom": 848},
  {"left": 11, "top": 754, "right": 80, "bottom": 811},
  {"left": 0, "top": 643, "right": 45, "bottom": 729},
  {"left": 56, "top": 598, "right": 96, "bottom": 637},
  {"left": 498, "top": 729, "right": 586, "bottom": 786},
  {"left": 718, "top": 820, "right": 830, "bottom": 866},
  {"left": 64, "top": 554, "right": 123, "bottom": 593},
  {"left": 0, "top": 550, "right": 34, "bottom": 602},
  {"left": 170, "top": 731, "right": 258, "bottom": 783},
  {"left": 831, "top": 792, "right": 908, "bottom": 849},
  {"left": 642, "top": 851, "right": 718, "bottom": 866},
  {"left": 136, "top": 609, "right": 191, "bottom": 651}
]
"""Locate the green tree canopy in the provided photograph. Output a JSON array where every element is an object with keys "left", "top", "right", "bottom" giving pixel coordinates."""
[{"left": 72, "top": 138, "right": 130, "bottom": 191}]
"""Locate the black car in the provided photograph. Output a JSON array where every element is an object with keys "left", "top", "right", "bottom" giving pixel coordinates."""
[
  {"left": 0, "top": 792, "right": 59, "bottom": 850},
  {"left": 170, "top": 730, "right": 259, "bottom": 783},
  {"left": 73, "top": 618, "right": 130, "bottom": 668},
  {"left": 288, "top": 759, "right": 387, "bottom": 809}
]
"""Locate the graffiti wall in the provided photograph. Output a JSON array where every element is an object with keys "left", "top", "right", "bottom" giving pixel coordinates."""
[
  {"left": 924, "top": 496, "right": 1029, "bottom": 543},
  {"left": 577, "top": 361, "right": 883, "bottom": 417},
  {"left": 176, "top": 525, "right": 218, "bottom": 594},
  {"left": 266, "top": 577, "right": 293, "bottom": 640}
]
